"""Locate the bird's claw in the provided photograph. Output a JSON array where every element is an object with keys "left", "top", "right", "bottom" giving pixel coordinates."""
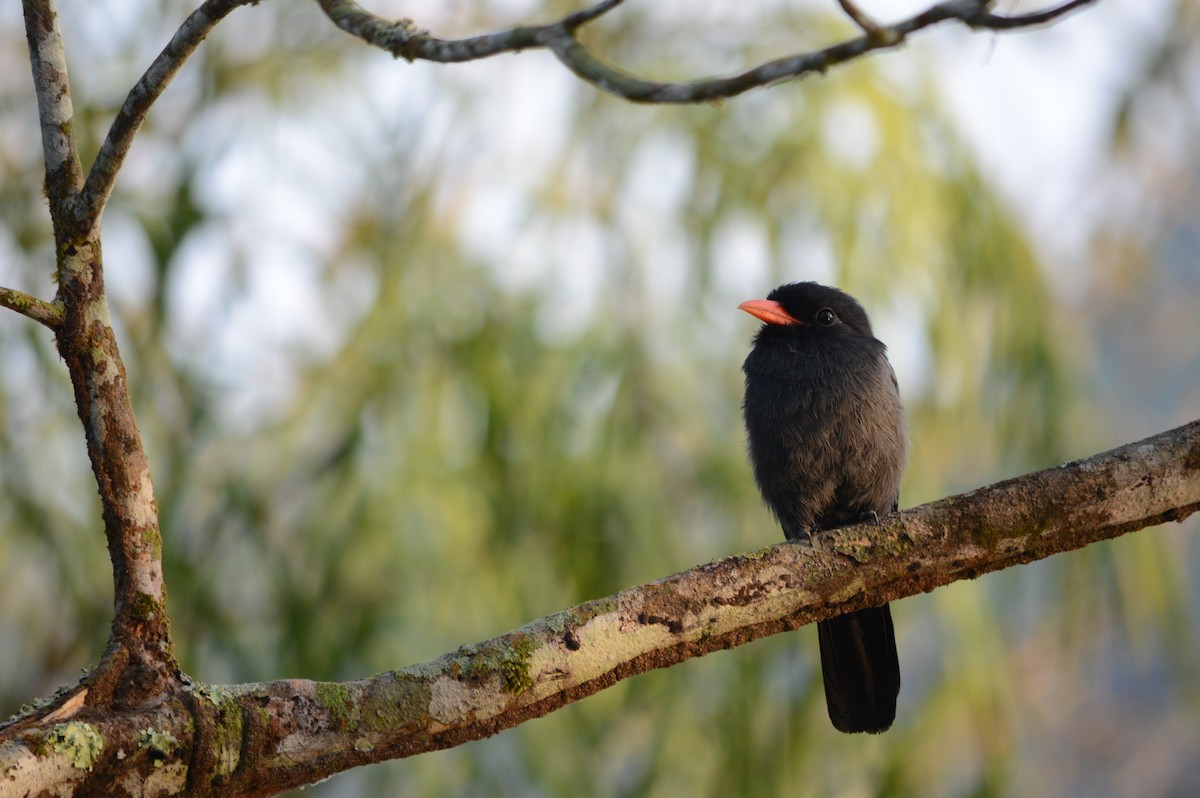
[{"left": 784, "top": 526, "right": 815, "bottom": 547}]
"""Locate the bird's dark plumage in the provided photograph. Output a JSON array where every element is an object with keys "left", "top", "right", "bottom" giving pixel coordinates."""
[{"left": 740, "top": 282, "right": 908, "bottom": 734}]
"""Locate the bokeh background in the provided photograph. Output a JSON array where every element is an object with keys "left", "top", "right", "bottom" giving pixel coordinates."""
[{"left": 1, "top": 0, "right": 1198, "bottom": 795}]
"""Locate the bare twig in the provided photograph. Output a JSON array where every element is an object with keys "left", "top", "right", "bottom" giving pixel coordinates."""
[
  {"left": 314, "top": 0, "right": 1100, "bottom": 104},
  {"left": 835, "top": 0, "right": 895, "bottom": 43},
  {"left": 561, "top": 0, "right": 627, "bottom": 30},
  {"left": 0, "top": 285, "right": 64, "bottom": 329},
  {"left": 967, "top": 0, "right": 1097, "bottom": 29},
  {"left": 75, "top": 0, "right": 258, "bottom": 233},
  {"left": 3, "top": 420, "right": 1197, "bottom": 794}
]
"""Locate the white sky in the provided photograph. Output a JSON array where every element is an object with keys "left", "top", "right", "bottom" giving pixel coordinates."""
[{"left": 924, "top": 0, "right": 1173, "bottom": 289}]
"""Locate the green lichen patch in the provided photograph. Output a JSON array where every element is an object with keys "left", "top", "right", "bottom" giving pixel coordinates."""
[
  {"left": 131, "top": 591, "right": 162, "bottom": 622},
  {"left": 572, "top": 598, "right": 618, "bottom": 626},
  {"left": 183, "top": 682, "right": 231, "bottom": 707},
  {"left": 499, "top": 635, "right": 537, "bottom": 695},
  {"left": 545, "top": 610, "right": 571, "bottom": 635},
  {"left": 42, "top": 722, "right": 104, "bottom": 771},
  {"left": 829, "top": 526, "right": 910, "bottom": 563},
  {"left": 316, "top": 682, "right": 359, "bottom": 731},
  {"left": 828, "top": 536, "right": 871, "bottom": 563},
  {"left": 8, "top": 676, "right": 79, "bottom": 720},
  {"left": 137, "top": 729, "right": 180, "bottom": 768},
  {"left": 7, "top": 695, "right": 54, "bottom": 724},
  {"left": 871, "top": 530, "right": 911, "bottom": 558},
  {"left": 744, "top": 545, "right": 778, "bottom": 560},
  {"left": 361, "top": 674, "right": 431, "bottom": 734},
  {"left": 211, "top": 693, "right": 244, "bottom": 778},
  {"left": 974, "top": 521, "right": 1005, "bottom": 552},
  {"left": 456, "top": 634, "right": 539, "bottom": 696},
  {"left": 140, "top": 525, "right": 163, "bottom": 558}
]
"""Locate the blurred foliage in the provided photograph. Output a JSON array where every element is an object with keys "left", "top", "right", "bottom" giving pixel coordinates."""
[{"left": 0, "top": 1, "right": 1198, "bottom": 796}]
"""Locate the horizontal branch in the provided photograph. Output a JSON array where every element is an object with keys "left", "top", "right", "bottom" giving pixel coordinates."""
[
  {"left": 70, "top": 0, "right": 1098, "bottom": 229},
  {"left": 4, "top": 419, "right": 1196, "bottom": 795},
  {"left": 0, "top": 285, "right": 63, "bottom": 329},
  {"left": 315, "top": 0, "right": 1100, "bottom": 103},
  {"left": 969, "top": 0, "right": 1098, "bottom": 29}
]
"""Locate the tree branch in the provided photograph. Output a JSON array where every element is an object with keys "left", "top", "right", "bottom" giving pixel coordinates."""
[
  {"left": 0, "top": 285, "right": 64, "bottom": 329},
  {"left": 835, "top": 0, "right": 894, "bottom": 43},
  {"left": 21, "top": 0, "right": 83, "bottom": 229},
  {"left": 314, "top": 0, "right": 1100, "bottom": 104},
  {"left": 23, "top": 0, "right": 176, "bottom": 711},
  {"left": 967, "top": 0, "right": 1098, "bottom": 29},
  {"left": 74, "top": 0, "right": 258, "bottom": 233},
  {"left": 4, "top": 420, "right": 1196, "bottom": 795}
]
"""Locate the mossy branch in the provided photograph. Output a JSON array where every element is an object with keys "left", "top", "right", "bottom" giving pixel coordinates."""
[
  {"left": 0, "top": 285, "right": 63, "bottom": 329},
  {"left": 3, "top": 421, "right": 1197, "bottom": 795}
]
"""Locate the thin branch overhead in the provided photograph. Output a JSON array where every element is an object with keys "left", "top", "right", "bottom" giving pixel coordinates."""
[
  {"left": 75, "top": 0, "right": 258, "bottom": 234},
  {"left": 316, "top": 0, "right": 1100, "bottom": 103},
  {"left": 67, "top": 0, "right": 1096, "bottom": 235},
  {"left": 836, "top": 0, "right": 893, "bottom": 41}
]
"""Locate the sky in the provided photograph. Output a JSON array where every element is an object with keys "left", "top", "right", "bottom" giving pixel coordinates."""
[{"left": 925, "top": 0, "right": 1172, "bottom": 288}]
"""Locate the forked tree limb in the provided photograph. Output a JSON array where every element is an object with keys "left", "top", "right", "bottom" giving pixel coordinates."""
[
  {"left": 3, "top": 420, "right": 1196, "bottom": 796},
  {"left": 21, "top": 0, "right": 176, "bottom": 711}
]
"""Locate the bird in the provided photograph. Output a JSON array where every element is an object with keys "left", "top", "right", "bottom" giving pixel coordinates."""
[{"left": 739, "top": 281, "right": 908, "bottom": 734}]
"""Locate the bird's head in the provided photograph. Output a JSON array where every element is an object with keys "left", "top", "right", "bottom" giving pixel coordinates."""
[{"left": 738, "top": 282, "right": 875, "bottom": 338}]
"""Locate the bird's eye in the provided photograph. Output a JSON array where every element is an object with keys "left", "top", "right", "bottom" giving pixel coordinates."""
[{"left": 815, "top": 308, "right": 836, "bottom": 326}]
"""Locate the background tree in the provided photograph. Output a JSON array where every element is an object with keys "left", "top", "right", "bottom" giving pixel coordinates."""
[{"left": 1, "top": 0, "right": 1197, "bottom": 795}]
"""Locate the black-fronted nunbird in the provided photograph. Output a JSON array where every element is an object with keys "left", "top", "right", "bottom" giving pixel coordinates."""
[{"left": 740, "top": 281, "right": 908, "bottom": 734}]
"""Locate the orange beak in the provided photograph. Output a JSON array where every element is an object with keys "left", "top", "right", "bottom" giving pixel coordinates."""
[{"left": 738, "top": 299, "right": 802, "bottom": 326}]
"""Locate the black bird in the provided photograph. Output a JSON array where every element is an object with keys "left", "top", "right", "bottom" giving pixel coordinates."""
[{"left": 740, "top": 282, "right": 908, "bottom": 734}]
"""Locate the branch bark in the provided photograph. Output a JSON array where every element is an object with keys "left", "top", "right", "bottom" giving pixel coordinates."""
[
  {"left": 314, "top": 0, "right": 1099, "bottom": 103},
  {"left": 21, "top": 0, "right": 83, "bottom": 224},
  {"left": 836, "top": 0, "right": 893, "bottom": 42},
  {"left": 0, "top": 285, "right": 63, "bottom": 328},
  {"left": 74, "top": 0, "right": 257, "bottom": 235},
  {"left": 20, "top": 0, "right": 176, "bottom": 712},
  {"left": 4, "top": 420, "right": 1197, "bottom": 796}
]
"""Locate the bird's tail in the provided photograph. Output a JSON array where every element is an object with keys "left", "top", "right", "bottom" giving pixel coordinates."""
[{"left": 817, "top": 603, "right": 900, "bottom": 734}]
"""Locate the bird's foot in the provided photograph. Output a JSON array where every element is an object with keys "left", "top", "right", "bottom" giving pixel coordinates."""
[{"left": 783, "top": 526, "right": 815, "bottom": 546}]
